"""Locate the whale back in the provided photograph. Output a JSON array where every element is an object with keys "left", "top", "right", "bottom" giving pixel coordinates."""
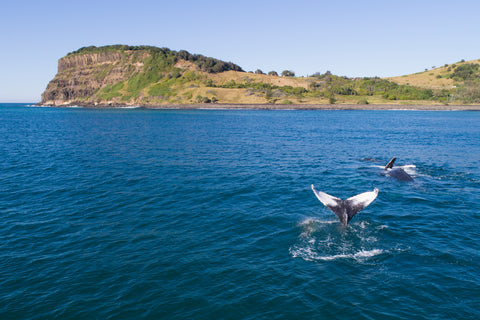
[
  {"left": 387, "top": 167, "right": 414, "bottom": 181},
  {"left": 384, "top": 157, "right": 414, "bottom": 181}
]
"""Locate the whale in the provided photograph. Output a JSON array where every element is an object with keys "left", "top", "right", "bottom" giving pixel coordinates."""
[
  {"left": 311, "top": 185, "right": 379, "bottom": 226},
  {"left": 384, "top": 157, "right": 414, "bottom": 181}
]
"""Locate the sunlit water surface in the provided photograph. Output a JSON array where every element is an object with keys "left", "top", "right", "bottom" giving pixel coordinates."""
[{"left": 0, "top": 104, "right": 479, "bottom": 319}]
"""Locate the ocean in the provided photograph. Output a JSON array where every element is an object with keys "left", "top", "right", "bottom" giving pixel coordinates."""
[{"left": 0, "top": 103, "right": 479, "bottom": 319}]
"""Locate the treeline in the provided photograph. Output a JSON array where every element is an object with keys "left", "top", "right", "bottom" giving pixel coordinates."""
[
  {"left": 309, "top": 73, "right": 454, "bottom": 102},
  {"left": 68, "top": 45, "right": 244, "bottom": 74},
  {"left": 445, "top": 63, "right": 480, "bottom": 103},
  {"left": 209, "top": 73, "right": 443, "bottom": 103},
  {"left": 176, "top": 50, "right": 243, "bottom": 73},
  {"left": 448, "top": 63, "right": 480, "bottom": 81}
]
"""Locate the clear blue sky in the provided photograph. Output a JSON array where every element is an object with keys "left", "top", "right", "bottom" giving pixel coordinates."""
[{"left": 2, "top": 0, "right": 479, "bottom": 102}]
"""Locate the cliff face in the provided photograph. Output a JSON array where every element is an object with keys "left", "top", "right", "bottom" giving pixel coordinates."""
[
  {"left": 57, "top": 51, "right": 124, "bottom": 72},
  {"left": 41, "top": 51, "right": 147, "bottom": 106},
  {"left": 40, "top": 45, "right": 246, "bottom": 106}
]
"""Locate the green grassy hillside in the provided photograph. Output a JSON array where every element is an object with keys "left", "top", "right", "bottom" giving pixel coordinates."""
[
  {"left": 387, "top": 59, "right": 480, "bottom": 104},
  {"left": 42, "top": 46, "right": 480, "bottom": 106}
]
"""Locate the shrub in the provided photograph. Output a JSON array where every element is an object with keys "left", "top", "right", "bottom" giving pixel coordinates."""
[
  {"left": 456, "top": 82, "right": 480, "bottom": 103},
  {"left": 167, "top": 69, "right": 181, "bottom": 79},
  {"left": 292, "top": 87, "right": 307, "bottom": 96},
  {"left": 195, "top": 95, "right": 211, "bottom": 103},
  {"left": 205, "top": 79, "right": 215, "bottom": 87},
  {"left": 148, "top": 82, "right": 173, "bottom": 97},
  {"left": 327, "top": 92, "right": 336, "bottom": 104},
  {"left": 449, "top": 63, "right": 479, "bottom": 81},
  {"left": 357, "top": 98, "right": 369, "bottom": 105},
  {"left": 99, "top": 82, "right": 124, "bottom": 100},
  {"left": 182, "top": 71, "right": 201, "bottom": 81},
  {"left": 281, "top": 70, "right": 295, "bottom": 77}
]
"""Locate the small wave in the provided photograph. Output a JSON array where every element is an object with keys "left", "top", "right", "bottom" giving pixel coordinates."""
[
  {"left": 114, "top": 105, "right": 141, "bottom": 109},
  {"left": 317, "top": 249, "right": 383, "bottom": 261},
  {"left": 358, "top": 221, "right": 369, "bottom": 229},
  {"left": 373, "top": 164, "right": 416, "bottom": 169},
  {"left": 298, "top": 218, "right": 336, "bottom": 238},
  {"left": 298, "top": 218, "right": 337, "bottom": 227},
  {"left": 290, "top": 247, "right": 383, "bottom": 262},
  {"left": 26, "top": 104, "right": 49, "bottom": 108}
]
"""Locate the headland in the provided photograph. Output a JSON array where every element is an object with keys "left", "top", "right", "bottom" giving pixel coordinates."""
[{"left": 40, "top": 45, "right": 480, "bottom": 109}]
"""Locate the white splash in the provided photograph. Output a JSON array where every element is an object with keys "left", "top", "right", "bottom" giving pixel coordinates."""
[
  {"left": 298, "top": 218, "right": 337, "bottom": 227},
  {"left": 298, "top": 218, "right": 336, "bottom": 238},
  {"left": 291, "top": 217, "right": 387, "bottom": 263},
  {"left": 116, "top": 105, "right": 141, "bottom": 109},
  {"left": 290, "top": 247, "right": 383, "bottom": 262},
  {"left": 401, "top": 164, "right": 417, "bottom": 176}
]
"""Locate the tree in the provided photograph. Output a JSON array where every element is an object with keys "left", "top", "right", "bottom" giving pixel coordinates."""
[
  {"left": 449, "top": 63, "right": 479, "bottom": 81},
  {"left": 255, "top": 69, "right": 264, "bottom": 75},
  {"left": 268, "top": 71, "right": 278, "bottom": 76},
  {"left": 281, "top": 70, "right": 295, "bottom": 77},
  {"left": 328, "top": 93, "right": 336, "bottom": 104}
]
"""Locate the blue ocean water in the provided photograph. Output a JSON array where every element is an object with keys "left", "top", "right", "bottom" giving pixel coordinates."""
[{"left": 0, "top": 103, "right": 479, "bottom": 319}]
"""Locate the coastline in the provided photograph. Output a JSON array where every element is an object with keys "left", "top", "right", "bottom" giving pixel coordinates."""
[
  {"left": 146, "top": 103, "right": 480, "bottom": 111},
  {"left": 37, "top": 102, "right": 480, "bottom": 111}
]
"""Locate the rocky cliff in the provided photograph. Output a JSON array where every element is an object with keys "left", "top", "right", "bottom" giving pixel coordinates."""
[
  {"left": 40, "top": 45, "right": 245, "bottom": 106},
  {"left": 42, "top": 50, "right": 149, "bottom": 106}
]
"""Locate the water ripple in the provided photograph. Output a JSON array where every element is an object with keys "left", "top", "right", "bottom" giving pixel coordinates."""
[{"left": 0, "top": 106, "right": 479, "bottom": 319}]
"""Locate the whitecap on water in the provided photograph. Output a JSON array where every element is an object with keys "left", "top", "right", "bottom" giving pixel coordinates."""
[
  {"left": 114, "top": 105, "right": 141, "bottom": 109},
  {"left": 291, "top": 217, "right": 387, "bottom": 263},
  {"left": 290, "top": 247, "right": 383, "bottom": 262},
  {"left": 401, "top": 164, "right": 417, "bottom": 176}
]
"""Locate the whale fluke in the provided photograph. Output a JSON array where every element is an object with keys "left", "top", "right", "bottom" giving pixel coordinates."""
[{"left": 311, "top": 185, "right": 378, "bottom": 226}]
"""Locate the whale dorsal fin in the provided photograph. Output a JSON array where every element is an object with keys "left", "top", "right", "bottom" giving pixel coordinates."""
[
  {"left": 311, "top": 185, "right": 378, "bottom": 226},
  {"left": 385, "top": 157, "right": 397, "bottom": 169}
]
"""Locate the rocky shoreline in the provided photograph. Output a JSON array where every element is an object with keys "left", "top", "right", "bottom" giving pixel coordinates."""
[{"left": 38, "top": 102, "right": 480, "bottom": 111}]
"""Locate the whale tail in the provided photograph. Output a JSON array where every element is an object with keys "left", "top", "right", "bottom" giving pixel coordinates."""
[
  {"left": 311, "top": 185, "right": 378, "bottom": 226},
  {"left": 385, "top": 157, "right": 397, "bottom": 169}
]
